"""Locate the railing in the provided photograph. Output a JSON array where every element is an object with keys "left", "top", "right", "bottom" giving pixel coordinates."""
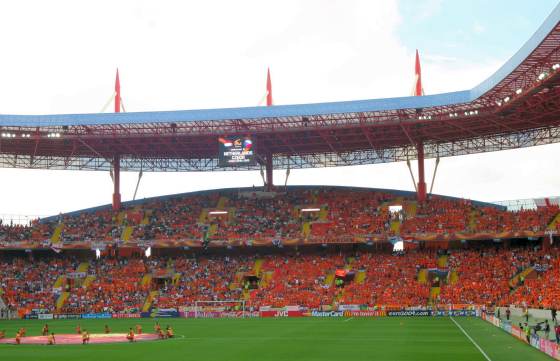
[
  {"left": 0, "top": 214, "right": 45, "bottom": 226},
  {"left": 493, "top": 196, "right": 560, "bottom": 211}
]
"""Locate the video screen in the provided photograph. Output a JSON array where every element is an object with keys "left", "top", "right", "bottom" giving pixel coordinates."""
[{"left": 218, "top": 136, "right": 255, "bottom": 167}]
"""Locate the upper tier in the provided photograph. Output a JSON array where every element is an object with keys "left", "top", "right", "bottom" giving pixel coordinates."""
[{"left": 0, "top": 186, "right": 558, "bottom": 250}]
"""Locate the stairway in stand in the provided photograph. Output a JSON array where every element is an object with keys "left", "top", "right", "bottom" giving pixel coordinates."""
[
  {"left": 324, "top": 272, "right": 335, "bottom": 287},
  {"left": 467, "top": 209, "right": 479, "bottom": 232},
  {"left": 142, "top": 290, "right": 159, "bottom": 312},
  {"left": 355, "top": 270, "right": 366, "bottom": 284},
  {"left": 302, "top": 222, "right": 311, "bottom": 239},
  {"left": 390, "top": 219, "right": 401, "bottom": 235},
  {"left": 199, "top": 196, "right": 231, "bottom": 242},
  {"left": 546, "top": 212, "right": 560, "bottom": 230},
  {"left": 56, "top": 292, "right": 70, "bottom": 312},
  {"left": 121, "top": 226, "right": 134, "bottom": 242},
  {"left": 509, "top": 267, "right": 536, "bottom": 293},
  {"left": 77, "top": 262, "right": 90, "bottom": 273},
  {"left": 404, "top": 201, "right": 417, "bottom": 218},
  {"left": 141, "top": 274, "right": 153, "bottom": 288},
  {"left": 50, "top": 223, "right": 64, "bottom": 245},
  {"left": 429, "top": 287, "right": 440, "bottom": 304},
  {"left": 417, "top": 269, "right": 428, "bottom": 284},
  {"left": 427, "top": 254, "right": 449, "bottom": 305}
]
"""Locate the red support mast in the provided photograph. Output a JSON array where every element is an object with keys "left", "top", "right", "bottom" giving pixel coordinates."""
[
  {"left": 113, "top": 69, "right": 122, "bottom": 210},
  {"left": 413, "top": 50, "right": 427, "bottom": 202},
  {"left": 416, "top": 142, "right": 427, "bottom": 202},
  {"left": 266, "top": 67, "right": 273, "bottom": 107},
  {"left": 113, "top": 154, "right": 121, "bottom": 211},
  {"left": 265, "top": 152, "right": 273, "bottom": 192},
  {"left": 114, "top": 69, "right": 121, "bottom": 113},
  {"left": 265, "top": 68, "right": 274, "bottom": 191}
]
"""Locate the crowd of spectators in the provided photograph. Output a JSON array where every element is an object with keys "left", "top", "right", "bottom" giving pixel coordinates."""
[
  {"left": 503, "top": 248, "right": 560, "bottom": 309},
  {"left": 2, "top": 189, "right": 559, "bottom": 247},
  {"left": 2, "top": 245, "right": 560, "bottom": 314},
  {"left": 2, "top": 188, "right": 560, "bottom": 315},
  {"left": 437, "top": 247, "right": 560, "bottom": 309},
  {"left": 153, "top": 256, "right": 252, "bottom": 308},
  {"left": 249, "top": 253, "right": 345, "bottom": 308},
  {"left": 338, "top": 251, "right": 435, "bottom": 307},
  {"left": 62, "top": 259, "right": 148, "bottom": 314},
  {"left": 0, "top": 257, "right": 78, "bottom": 313}
]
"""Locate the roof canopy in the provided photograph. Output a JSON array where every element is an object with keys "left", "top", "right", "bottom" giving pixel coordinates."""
[{"left": 0, "top": 4, "right": 560, "bottom": 171}]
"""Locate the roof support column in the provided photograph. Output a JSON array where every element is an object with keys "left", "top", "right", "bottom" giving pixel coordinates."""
[
  {"left": 417, "top": 142, "right": 427, "bottom": 203},
  {"left": 112, "top": 70, "right": 122, "bottom": 211},
  {"left": 113, "top": 155, "right": 121, "bottom": 211},
  {"left": 543, "top": 233, "right": 552, "bottom": 251},
  {"left": 265, "top": 152, "right": 273, "bottom": 192}
]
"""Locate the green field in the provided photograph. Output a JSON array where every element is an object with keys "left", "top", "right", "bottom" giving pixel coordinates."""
[{"left": 0, "top": 317, "right": 551, "bottom": 361}]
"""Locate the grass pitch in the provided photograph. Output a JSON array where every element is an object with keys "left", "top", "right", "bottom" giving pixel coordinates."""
[{"left": 0, "top": 317, "right": 551, "bottom": 361}]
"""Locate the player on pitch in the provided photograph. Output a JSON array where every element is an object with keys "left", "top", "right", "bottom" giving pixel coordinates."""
[
  {"left": 127, "top": 328, "right": 135, "bottom": 342},
  {"left": 82, "top": 329, "right": 90, "bottom": 344}
]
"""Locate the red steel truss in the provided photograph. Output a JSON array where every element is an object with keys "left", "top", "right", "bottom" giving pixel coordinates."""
[{"left": 0, "top": 24, "right": 559, "bottom": 175}]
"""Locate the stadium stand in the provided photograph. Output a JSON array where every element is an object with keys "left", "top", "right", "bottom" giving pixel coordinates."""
[
  {"left": 2, "top": 244, "right": 559, "bottom": 314},
  {"left": 2, "top": 187, "right": 558, "bottom": 246},
  {"left": 1, "top": 187, "right": 560, "bottom": 316}
]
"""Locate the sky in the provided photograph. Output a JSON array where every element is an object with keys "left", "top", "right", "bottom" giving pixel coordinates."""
[{"left": 0, "top": 0, "right": 559, "bottom": 220}]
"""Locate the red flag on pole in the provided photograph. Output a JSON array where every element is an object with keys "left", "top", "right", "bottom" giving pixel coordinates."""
[
  {"left": 266, "top": 68, "right": 273, "bottom": 106},
  {"left": 115, "top": 69, "right": 121, "bottom": 113},
  {"left": 412, "top": 50, "right": 423, "bottom": 96}
]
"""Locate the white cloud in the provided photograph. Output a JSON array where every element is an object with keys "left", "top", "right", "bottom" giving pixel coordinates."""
[
  {"left": 414, "top": 0, "right": 444, "bottom": 21},
  {"left": 0, "top": 0, "right": 556, "bottom": 218},
  {"left": 473, "top": 21, "right": 486, "bottom": 34}
]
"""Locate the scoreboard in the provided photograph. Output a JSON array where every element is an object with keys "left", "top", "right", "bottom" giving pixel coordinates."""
[{"left": 218, "top": 136, "right": 255, "bottom": 167}]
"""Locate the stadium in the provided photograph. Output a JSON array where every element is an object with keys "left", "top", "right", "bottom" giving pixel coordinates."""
[{"left": 1, "top": 2, "right": 560, "bottom": 361}]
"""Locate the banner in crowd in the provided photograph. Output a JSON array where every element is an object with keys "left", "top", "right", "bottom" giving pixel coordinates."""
[
  {"left": 111, "top": 313, "right": 141, "bottom": 319},
  {"left": 342, "top": 310, "right": 386, "bottom": 317},
  {"left": 184, "top": 311, "right": 259, "bottom": 318},
  {"left": 38, "top": 313, "right": 54, "bottom": 320},
  {"left": 387, "top": 310, "right": 432, "bottom": 317},
  {"left": 260, "top": 310, "right": 304, "bottom": 318},
  {"left": 82, "top": 313, "right": 112, "bottom": 319},
  {"left": 338, "top": 304, "right": 361, "bottom": 311},
  {"left": 141, "top": 308, "right": 181, "bottom": 318},
  {"left": 310, "top": 311, "right": 344, "bottom": 317},
  {"left": 433, "top": 310, "right": 477, "bottom": 317},
  {"left": 54, "top": 314, "right": 82, "bottom": 319}
]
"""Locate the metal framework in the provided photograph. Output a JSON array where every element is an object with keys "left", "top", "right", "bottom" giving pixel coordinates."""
[
  {"left": 0, "top": 8, "right": 559, "bottom": 183},
  {"left": 0, "top": 126, "right": 557, "bottom": 172}
]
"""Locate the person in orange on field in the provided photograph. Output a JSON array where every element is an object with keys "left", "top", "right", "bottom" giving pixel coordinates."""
[
  {"left": 154, "top": 322, "right": 161, "bottom": 333},
  {"left": 42, "top": 324, "right": 49, "bottom": 336},
  {"left": 19, "top": 328, "right": 27, "bottom": 336},
  {"left": 126, "top": 328, "right": 135, "bottom": 342},
  {"left": 76, "top": 324, "right": 82, "bottom": 334},
  {"left": 165, "top": 325, "right": 174, "bottom": 338},
  {"left": 0, "top": 330, "right": 5, "bottom": 339},
  {"left": 136, "top": 324, "right": 142, "bottom": 334},
  {"left": 47, "top": 333, "right": 55, "bottom": 345},
  {"left": 158, "top": 328, "right": 166, "bottom": 339},
  {"left": 82, "top": 330, "right": 90, "bottom": 344},
  {"left": 15, "top": 331, "right": 21, "bottom": 345}
]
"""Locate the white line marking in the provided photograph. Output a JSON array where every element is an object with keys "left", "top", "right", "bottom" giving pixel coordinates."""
[
  {"left": 343, "top": 317, "right": 354, "bottom": 322},
  {"left": 450, "top": 317, "right": 492, "bottom": 361}
]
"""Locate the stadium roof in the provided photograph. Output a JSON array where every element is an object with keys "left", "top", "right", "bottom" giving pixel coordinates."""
[{"left": 0, "top": 4, "right": 560, "bottom": 171}]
